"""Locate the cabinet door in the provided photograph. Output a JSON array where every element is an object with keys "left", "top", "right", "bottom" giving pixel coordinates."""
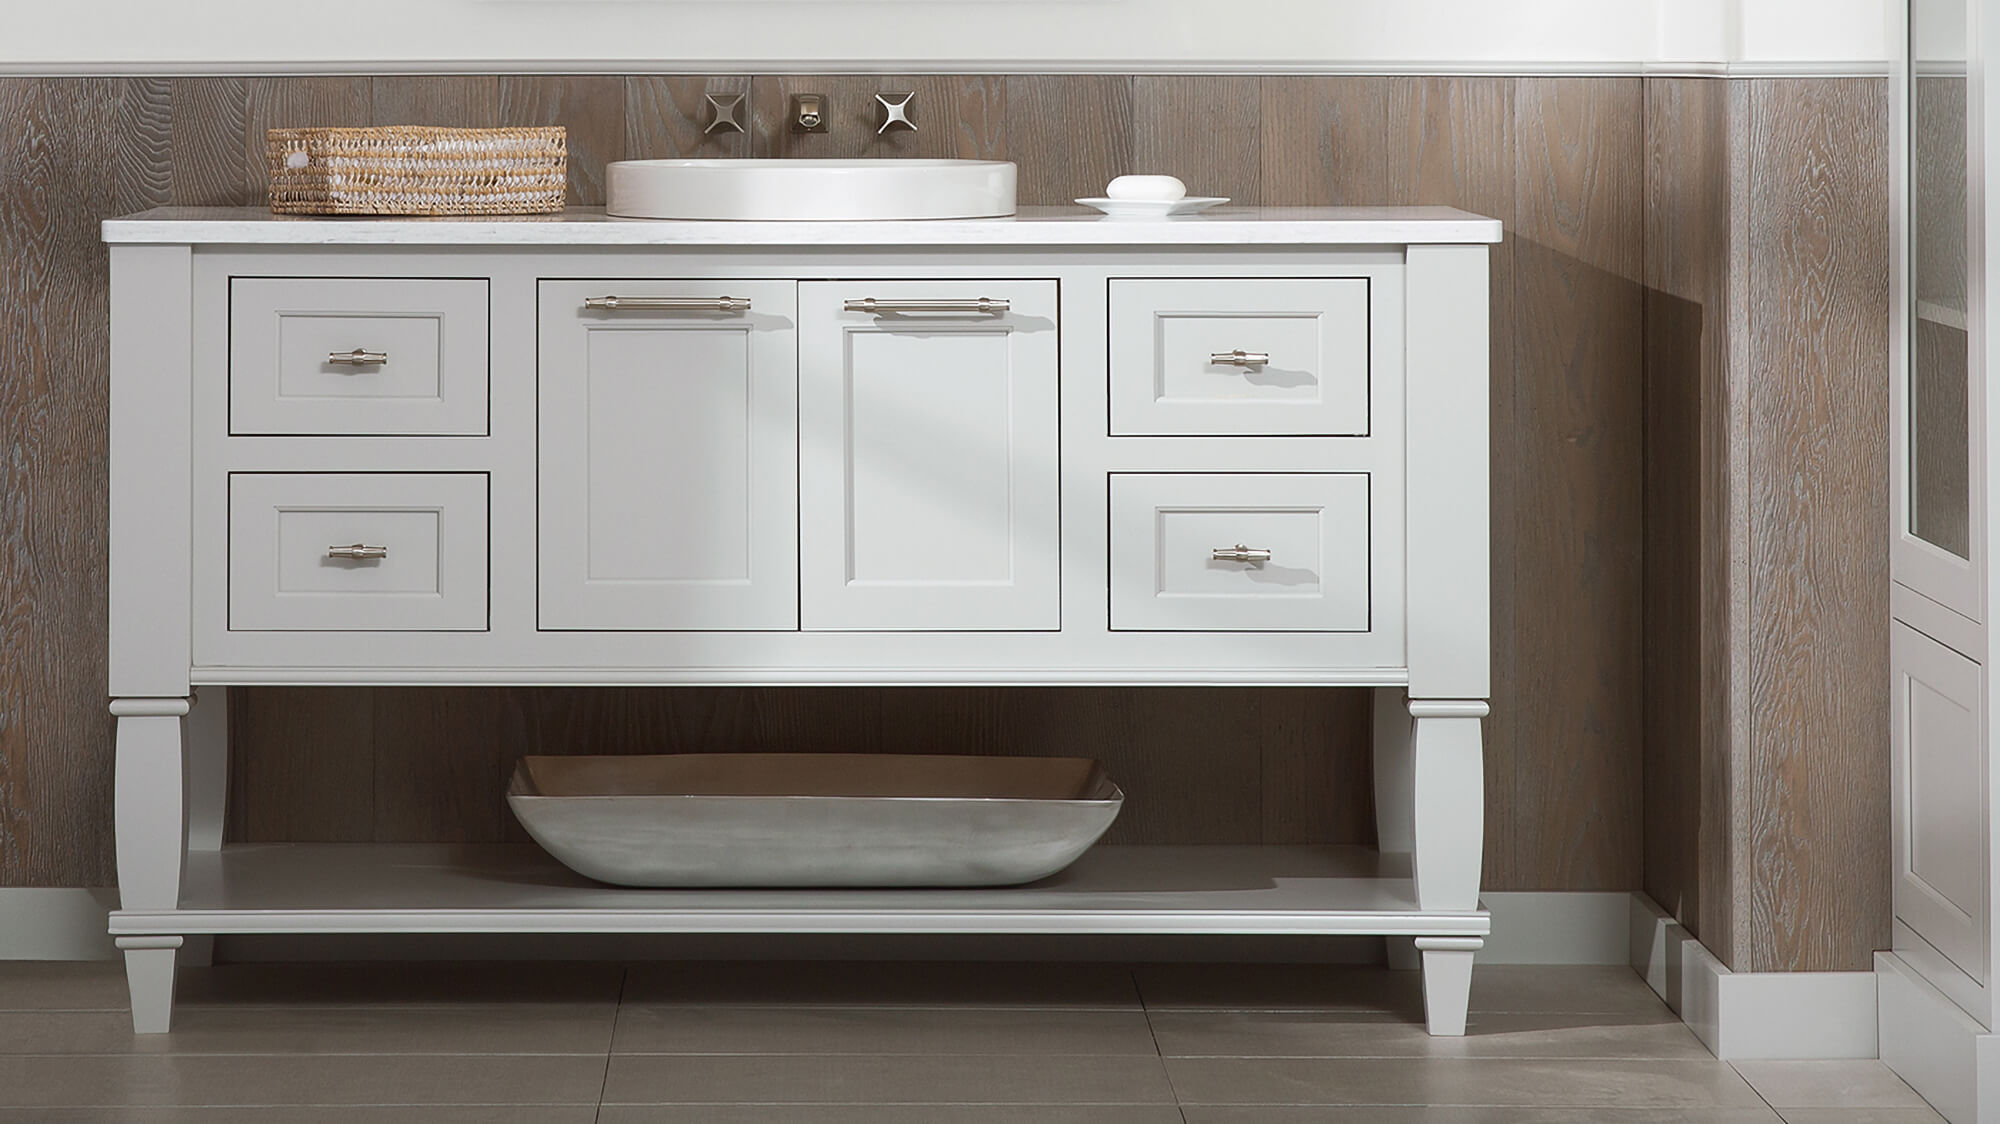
[
  {"left": 538, "top": 280, "right": 798, "bottom": 630},
  {"left": 799, "top": 280, "right": 1060, "bottom": 630},
  {"left": 1892, "top": 620, "right": 1988, "bottom": 988}
]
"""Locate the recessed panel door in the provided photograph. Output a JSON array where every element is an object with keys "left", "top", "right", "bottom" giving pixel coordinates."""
[
  {"left": 538, "top": 280, "right": 798, "bottom": 630},
  {"left": 1892, "top": 620, "right": 1988, "bottom": 987},
  {"left": 799, "top": 281, "right": 1060, "bottom": 630}
]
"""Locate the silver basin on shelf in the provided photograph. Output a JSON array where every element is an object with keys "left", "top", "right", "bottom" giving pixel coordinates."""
[{"left": 506, "top": 753, "right": 1123, "bottom": 888}]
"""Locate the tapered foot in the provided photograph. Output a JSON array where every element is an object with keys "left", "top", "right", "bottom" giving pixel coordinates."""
[
  {"left": 1417, "top": 938, "right": 1480, "bottom": 1036},
  {"left": 118, "top": 935, "right": 182, "bottom": 1034}
]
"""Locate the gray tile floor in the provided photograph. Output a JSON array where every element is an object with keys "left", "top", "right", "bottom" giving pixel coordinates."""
[{"left": 0, "top": 960, "right": 1944, "bottom": 1122}]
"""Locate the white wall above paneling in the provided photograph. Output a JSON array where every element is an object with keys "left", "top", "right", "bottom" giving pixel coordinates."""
[{"left": 2, "top": 0, "right": 1895, "bottom": 73}]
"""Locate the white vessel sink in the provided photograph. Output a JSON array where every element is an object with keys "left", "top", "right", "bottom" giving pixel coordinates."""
[{"left": 606, "top": 158, "right": 1017, "bottom": 221}]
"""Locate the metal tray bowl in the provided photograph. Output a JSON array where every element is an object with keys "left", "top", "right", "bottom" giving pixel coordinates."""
[{"left": 505, "top": 753, "right": 1125, "bottom": 888}]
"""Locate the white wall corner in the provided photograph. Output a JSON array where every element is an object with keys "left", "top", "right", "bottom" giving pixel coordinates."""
[
  {"left": 0, "top": 888, "right": 120, "bottom": 961},
  {"left": 1628, "top": 892, "right": 1878, "bottom": 1060}
]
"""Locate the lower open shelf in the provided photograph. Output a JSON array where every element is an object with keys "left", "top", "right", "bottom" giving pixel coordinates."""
[{"left": 110, "top": 843, "right": 1490, "bottom": 939}]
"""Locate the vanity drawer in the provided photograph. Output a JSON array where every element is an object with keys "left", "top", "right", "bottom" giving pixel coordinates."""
[
  {"left": 229, "top": 277, "right": 490, "bottom": 435},
  {"left": 228, "top": 472, "right": 489, "bottom": 631},
  {"left": 1109, "top": 473, "right": 1370, "bottom": 631},
  {"left": 1109, "top": 278, "right": 1369, "bottom": 435}
]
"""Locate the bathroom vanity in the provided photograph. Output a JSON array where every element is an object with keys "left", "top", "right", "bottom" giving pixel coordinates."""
[{"left": 101, "top": 205, "right": 1499, "bottom": 1034}]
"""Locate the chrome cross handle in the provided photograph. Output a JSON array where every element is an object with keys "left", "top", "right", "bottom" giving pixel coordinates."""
[
  {"left": 1212, "top": 545, "right": 1272, "bottom": 563},
  {"left": 328, "top": 349, "right": 388, "bottom": 365},
  {"left": 327, "top": 543, "right": 388, "bottom": 561},
  {"left": 1210, "top": 349, "right": 1270, "bottom": 368}
]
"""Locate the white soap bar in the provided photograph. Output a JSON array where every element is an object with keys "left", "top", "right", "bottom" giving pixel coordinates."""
[{"left": 1106, "top": 175, "right": 1188, "bottom": 202}]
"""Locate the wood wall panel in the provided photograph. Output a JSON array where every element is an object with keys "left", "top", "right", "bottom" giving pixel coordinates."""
[
  {"left": 497, "top": 76, "right": 626, "bottom": 206},
  {"left": 0, "top": 74, "right": 1893, "bottom": 964},
  {"left": 371, "top": 77, "right": 501, "bottom": 129},
  {"left": 1739, "top": 78, "right": 1892, "bottom": 973},
  {"left": 1509, "top": 77, "right": 1647, "bottom": 890},
  {"left": 747, "top": 76, "right": 1008, "bottom": 162},
  {"left": 1259, "top": 78, "right": 1391, "bottom": 206},
  {"left": 626, "top": 77, "right": 751, "bottom": 161},
  {"left": 1132, "top": 77, "right": 1262, "bottom": 206},
  {"left": 1640, "top": 77, "right": 1732, "bottom": 945},
  {"left": 1005, "top": 76, "right": 1133, "bottom": 205},
  {"left": 0, "top": 79, "right": 170, "bottom": 886},
  {"left": 166, "top": 79, "right": 252, "bottom": 207}
]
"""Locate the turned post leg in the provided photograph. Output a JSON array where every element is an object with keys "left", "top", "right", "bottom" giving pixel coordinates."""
[
  {"left": 112, "top": 697, "right": 191, "bottom": 1033},
  {"left": 179, "top": 686, "right": 229, "bottom": 968},
  {"left": 1408, "top": 699, "right": 1487, "bottom": 1036},
  {"left": 1371, "top": 687, "right": 1421, "bottom": 971}
]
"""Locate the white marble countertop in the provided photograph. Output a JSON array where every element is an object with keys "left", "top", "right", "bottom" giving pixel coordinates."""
[{"left": 102, "top": 205, "right": 1503, "bottom": 247}]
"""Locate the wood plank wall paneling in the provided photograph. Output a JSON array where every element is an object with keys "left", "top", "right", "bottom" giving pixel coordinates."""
[
  {"left": 627, "top": 77, "right": 751, "bottom": 161},
  {"left": 0, "top": 74, "right": 1893, "bottom": 971},
  {"left": 1637, "top": 78, "right": 1895, "bottom": 972},
  {"left": 498, "top": 77, "right": 627, "bottom": 206},
  {"left": 1641, "top": 77, "right": 1731, "bottom": 949},
  {"left": 1006, "top": 76, "right": 1134, "bottom": 207},
  {"left": 1739, "top": 78, "right": 1892, "bottom": 973},
  {"left": 1510, "top": 77, "right": 1648, "bottom": 890},
  {"left": 747, "top": 76, "right": 1008, "bottom": 161},
  {"left": 0, "top": 78, "right": 170, "bottom": 886}
]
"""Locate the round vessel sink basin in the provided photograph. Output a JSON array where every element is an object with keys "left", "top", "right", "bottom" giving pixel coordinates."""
[{"left": 606, "top": 158, "right": 1017, "bottom": 221}]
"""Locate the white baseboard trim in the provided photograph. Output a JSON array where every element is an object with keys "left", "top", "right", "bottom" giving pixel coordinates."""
[
  {"left": 0, "top": 888, "right": 120, "bottom": 961},
  {"left": 1628, "top": 894, "right": 1877, "bottom": 1060}
]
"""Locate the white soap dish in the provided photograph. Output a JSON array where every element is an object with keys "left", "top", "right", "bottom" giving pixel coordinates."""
[{"left": 1076, "top": 196, "right": 1229, "bottom": 218}]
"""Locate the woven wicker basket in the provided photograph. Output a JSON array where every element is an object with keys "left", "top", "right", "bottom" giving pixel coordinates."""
[{"left": 266, "top": 126, "right": 568, "bottom": 216}]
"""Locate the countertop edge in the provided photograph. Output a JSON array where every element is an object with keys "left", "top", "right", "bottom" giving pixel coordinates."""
[{"left": 100, "top": 207, "right": 1506, "bottom": 247}]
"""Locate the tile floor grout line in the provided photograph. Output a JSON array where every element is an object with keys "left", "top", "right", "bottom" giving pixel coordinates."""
[
  {"left": 593, "top": 964, "right": 629, "bottom": 1123},
  {"left": 1131, "top": 962, "right": 1193, "bottom": 1121}
]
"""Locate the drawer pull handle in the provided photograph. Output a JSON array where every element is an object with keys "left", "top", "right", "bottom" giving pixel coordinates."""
[
  {"left": 327, "top": 543, "right": 389, "bottom": 561},
  {"left": 844, "top": 297, "right": 1010, "bottom": 315},
  {"left": 584, "top": 295, "right": 753, "bottom": 312},
  {"left": 1210, "top": 349, "right": 1270, "bottom": 368},
  {"left": 328, "top": 348, "right": 389, "bottom": 366},
  {"left": 1212, "top": 544, "right": 1272, "bottom": 564}
]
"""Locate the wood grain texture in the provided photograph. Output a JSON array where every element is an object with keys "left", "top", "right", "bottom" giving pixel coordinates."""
[
  {"left": 1640, "top": 77, "right": 1732, "bottom": 941},
  {"left": 1132, "top": 76, "right": 1262, "bottom": 205},
  {"left": 1260, "top": 78, "right": 1391, "bottom": 206},
  {"left": 1739, "top": 78, "right": 1892, "bottom": 973},
  {"left": 370, "top": 76, "right": 501, "bottom": 128},
  {"left": 167, "top": 78, "right": 252, "bottom": 207},
  {"left": 228, "top": 687, "right": 374, "bottom": 842},
  {"left": 0, "top": 79, "right": 129, "bottom": 887},
  {"left": 1005, "top": 75, "right": 1133, "bottom": 206},
  {"left": 1509, "top": 77, "right": 1647, "bottom": 890},
  {"left": 499, "top": 76, "right": 626, "bottom": 205},
  {"left": 749, "top": 76, "right": 1007, "bottom": 162},
  {"left": 1382, "top": 76, "right": 1520, "bottom": 889},
  {"left": 0, "top": 74, "right": 1894, "bottom": 955},
  {"left": 370, "top": 687, "right": 527, "bottom": 842},
  {"left": 233, "top": 687, "right": 1385, "bottom": 848},
  {"left": 626, "top": 77, "right": 751, "bottom": 161}
]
